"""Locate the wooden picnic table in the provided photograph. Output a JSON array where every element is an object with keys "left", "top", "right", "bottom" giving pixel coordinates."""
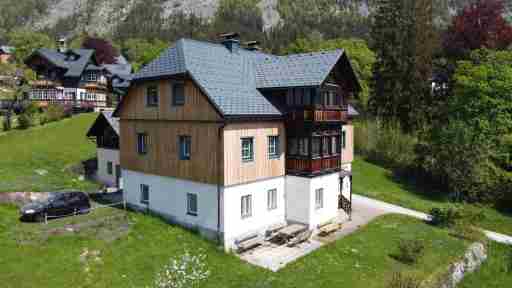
[{"left": 278, "top": 224, "right": 307, "bottom": 239}]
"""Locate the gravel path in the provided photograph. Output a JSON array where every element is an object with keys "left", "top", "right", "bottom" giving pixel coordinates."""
[{"left": 353, "top": 194, "right": 512, "bottom": 246}]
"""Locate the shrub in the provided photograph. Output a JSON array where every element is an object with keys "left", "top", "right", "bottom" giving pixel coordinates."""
[
  {"left": 46, "top": 104, "right": 65, "bottom": 122},
  {"left": 154, "top": 250, "right": 210, "bottom": 288},
  {"left": 387, "top": 272, "right": 421, "bottom": 288},
  {"left": 17, "top": 112, "right": 34, "bottom": 129},
  {"left": 430, "top": 207, "right": 461, "bottom": 227},
  {"left": 354, "top": 118, "right": 417, "bottom": 169},
  {"left": 396, "top": 239, "right": 425, "bottom": 264},
  {"left": 39, "top": 113, "right": 49, "bottom": 125},
  {"left": 2, "top": 113, "right": 12, "bottom": 131},
  {"left": 430, "top": 205, "right": 486, "bottom": 228}
]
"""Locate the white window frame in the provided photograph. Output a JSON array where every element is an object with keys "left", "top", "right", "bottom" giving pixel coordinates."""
[
  {"left": 241, "top": 195, "right": 252, "bottom": 219},
  {"left": 107, "top": 161, "right": 113, "bottom": 175},
  {"left": 268, "top": 135, "right": 280, "bottom": 159},
  {"left": 187, "top": 193, "right": 198, "bottom": 216},
  {"left": 315, "top": 188, "right": 323, "bottom": 210},
  {"left": 267, "top": 189, "right": 277, "bottom": 211},
  {"left": 140, "top": 184, "right": 149, "bottom": 204},
  {"left": 87, "top": 71, "right": 98, "bottom": 82},
  {"left": 241, "top": 137, "right": 254, "bottom": 163}
]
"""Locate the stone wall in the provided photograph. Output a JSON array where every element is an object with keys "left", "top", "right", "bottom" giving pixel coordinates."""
[{"left": 439, "top": 242, "right": 487, "bottom": 288}]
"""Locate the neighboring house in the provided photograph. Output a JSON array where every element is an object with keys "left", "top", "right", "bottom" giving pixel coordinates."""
[
  {"left": 86, "top": 111, "right": 122, "bottom": 188},
  {"left": 0, "top": 46, "right": 14, "bottom": 64},
  {"left": 24, "top": 39, "right": 132, "bottom": 111},
  {"left": 114, "top": 34, "right": 360, "bottom": 250}
]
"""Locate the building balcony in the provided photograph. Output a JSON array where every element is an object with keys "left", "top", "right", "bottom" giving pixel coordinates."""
[
  {"left": 286, "top": 155, "right": 341, "bottom": 176},
  {"left": 29, "top": 79, "right": 62, "bottom": 87},
  {"left": 286, "top": 107, "right": 348, "bottom": 122}
]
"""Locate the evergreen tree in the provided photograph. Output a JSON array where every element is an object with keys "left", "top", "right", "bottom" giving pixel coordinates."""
[{"left": 369, "top": 0, "right": 433, "bottom": 132}]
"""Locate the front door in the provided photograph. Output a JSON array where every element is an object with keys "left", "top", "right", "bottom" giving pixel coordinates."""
[{"left": 115, "top": 165, "right": 121, "bottom": 187}]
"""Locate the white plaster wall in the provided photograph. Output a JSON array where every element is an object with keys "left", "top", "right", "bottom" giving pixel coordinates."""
[
  {"left": 222, "top": 177, "right": 286, "bottom": 249},
  {"left": 285, "top": 175, "right": 311, "bottom": 225},
  {"left": 341, "top": 176, "right": 351, "bottom": 200},
  {"left": 123, "top": 170, "right": 219, "bottom": 234},
  {"left": 308, "top": 173, "right": 341, "bottom": 229},
  {"left": 341, "top": 163, "right": 352, "bottom": 172},
  {"left": 96, "top": 148, "right": 120, "bottom": 187}
]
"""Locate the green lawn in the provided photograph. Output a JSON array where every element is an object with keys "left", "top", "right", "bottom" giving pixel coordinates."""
[
  {"left": 0, "top": 113, "right": 99, "bottom": 192},
  {"left": 0, "top": 204, "right": 468, "bottom": 288},
  {"left": 352, "top": 158, "right": 512, "bottom": 236}
]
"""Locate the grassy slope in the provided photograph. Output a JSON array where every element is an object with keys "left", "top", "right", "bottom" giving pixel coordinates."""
[
  {"left": 352, "top": 158, "right": 512, "bottom": 236},
  {"left": 0, "top": 205, "right": 467, "bottom": 288},
  {"left": 0, "top": 114, "right": 99, "bottom": 192},
  {"left": 459, "top": 242, "right": 512, "bottom": 288}
]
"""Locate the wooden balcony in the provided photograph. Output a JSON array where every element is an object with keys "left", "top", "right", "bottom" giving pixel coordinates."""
[
  {"left": 29, "top": 80, "right": 62, "bottom": 87},
  {"left": 287, "top": 107, "right": 348, "bottom": 122},
  {"left": 286, "top": 155, "right": 341, "bottom": 176}
]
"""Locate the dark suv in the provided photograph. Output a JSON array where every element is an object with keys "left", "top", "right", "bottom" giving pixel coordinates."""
[{"left": 20, "top": 192, "right": 91, "bottom": 222}]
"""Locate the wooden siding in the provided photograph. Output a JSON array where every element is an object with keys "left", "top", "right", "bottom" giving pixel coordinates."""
[
  {"left": 119, "top": 78, "right": 221, "bottom": 122},
  {"left": 223, "top": 122, "right": 285, "bottom": 186},
  {"left": 341, "top": 124, "right": 354, "bottom": 164},
  {"left": 120, "top": 120, "right": 223, "bottom": 185}
]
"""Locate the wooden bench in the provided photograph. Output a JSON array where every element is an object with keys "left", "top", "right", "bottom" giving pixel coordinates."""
[
  {"left": 287, "top": 230, "right": 313, "bottom": 247},
  {"left": 318, "top": 221, "right": 341, "bottom": 237},
  {"left": 235, "top": 233, "right": 264, "bottom": 253}
]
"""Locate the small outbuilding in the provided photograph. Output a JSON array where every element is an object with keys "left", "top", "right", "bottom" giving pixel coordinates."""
[{"left": 86, "top": 111, "right": 121, "bottom": 188}]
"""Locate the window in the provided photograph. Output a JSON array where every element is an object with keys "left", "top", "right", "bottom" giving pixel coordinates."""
[
  {"left": 267, "top": 189, "right": 277, "bottom": 210},
  {"left": 87, "top": 72, "right": 97, "bottom": 82},
  {"left": 304, "top": 88, "right": 311, "bottom": 106},
  {"left": 333, "top": 136, "right": 341, "bottom": 154},
  {"left": 172, "top": 83, "right": 185, "bottom": 106},
  {"left": 241, "top": 138, "right": 254, "bottom": 162},
  {"left": 322, "top": 137, "right": 330, "bottom": 156},
  {"left": 187, "top": 193, "right": 198, "bottom": 216},
  {"left": 315, "top": 188, "right": 323, "bottom": 210},
  {"left": 107, "top": 162, "right": 113, "bottom": 175},
  {"left": 312, "top": 137, "right": 321, "bottom": 157},
  {"left": 312, "top": 88, "right": 321, "bottom": 105},
  {"left": 241, "top": 195, "right": 252, "bottom": 218},
  {"left": 140, "top": 184, "right": 149, "bottom": 204},
  {"left": 137, "top": 133, "right": 148, "bottom": 155},
  {"left": 299, "top": 138, "right": 309, "bottom": 157},
  {"left": 146, "top": 85, "right": 159, "bottom": 107},
  {"left": 341, "top": 130, "right": 347, "bottom": 149},
  {"left": 179, "top": 136, "right": 191, "bottom": 160},
  {"left": 268, "top": 136, "right": 280, "bottom": 159}
]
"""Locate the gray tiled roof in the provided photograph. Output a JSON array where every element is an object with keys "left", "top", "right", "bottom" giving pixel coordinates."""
[
  {"left": 29, "top": 48, "right": 132, "bottom": 81},
  {"left": 255, "top": 50, "right": 344, "bottom": 89},
  {"left": 133, "top": 39, "right": 346, "bottom": 117}
]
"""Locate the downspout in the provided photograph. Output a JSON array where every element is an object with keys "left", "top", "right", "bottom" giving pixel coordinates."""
[{"left": 217, "top": 121, "right": 225, "bottom": 244}]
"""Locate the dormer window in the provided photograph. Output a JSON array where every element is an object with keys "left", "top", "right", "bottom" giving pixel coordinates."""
[{"left": 86, "top": 72, "right": 98, "bottom": 82}]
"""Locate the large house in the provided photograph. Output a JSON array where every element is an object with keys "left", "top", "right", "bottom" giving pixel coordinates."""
[
  {"left": 24, "top": 39, "right": 132, "bottom": 111},
  {"left": 114, "top": 35, "right": 360, "bottom": 250}
]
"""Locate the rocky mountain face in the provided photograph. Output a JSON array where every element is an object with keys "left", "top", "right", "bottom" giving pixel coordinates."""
[{"left": 23, "top": 0, "right": 484, "bottom": 36}]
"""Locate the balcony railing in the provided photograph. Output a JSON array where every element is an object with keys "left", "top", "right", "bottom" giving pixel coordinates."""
[
  {"left": 286, "top": 155, "right": 341, "bottom": 175},
  {"left": 29, "top": 79, "right": 62, "bottom": 87},
  {"left": 287, "top": 107, "right": 348, "bottom": 122}
]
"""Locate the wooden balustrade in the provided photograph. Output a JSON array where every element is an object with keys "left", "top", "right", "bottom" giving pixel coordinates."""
[
  {"left": 287, "top": 108, "right": 348, "bottom": 122},
  {"left": 286, "top": 156, "right": 341, "bottom": 175}
]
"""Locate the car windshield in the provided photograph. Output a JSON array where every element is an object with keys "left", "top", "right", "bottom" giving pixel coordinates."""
[{"left": 46, "top": 193, "right": 59, "bottom": 203}]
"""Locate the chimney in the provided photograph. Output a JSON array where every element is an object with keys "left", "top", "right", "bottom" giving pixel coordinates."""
[
  {"left": 245, "top": 41, "right": 261, "bottom": 52},
  {"left": 220, "top": 32, "right": 240, "bottom": 53},
  {"left": 57, "top": 37, "right": 68, "bottom": 54}
]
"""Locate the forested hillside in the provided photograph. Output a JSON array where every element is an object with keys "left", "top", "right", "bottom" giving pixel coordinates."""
[{"left": 0, "top": 0, "right": 482, "bottom": 45}]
